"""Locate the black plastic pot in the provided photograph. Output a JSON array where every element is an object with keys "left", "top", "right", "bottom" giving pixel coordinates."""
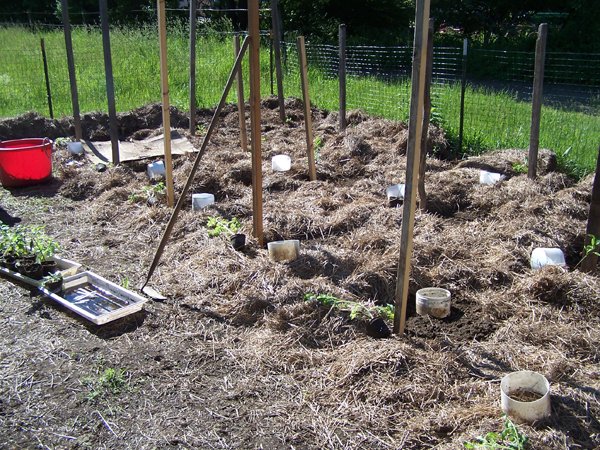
[
  {"left": 231, "top": 233, "right": 246, "bottom": 251},
  {"left": 18, "top": 262, "right": 44, "bottom": 280},
  {"left": 366, "top": 318, "right": 391, "bottom": 339},
  {"left": 42, "top": 279, "right": 63, "bottom": 293},
  {"left": 41, "top": 260, "right": 58, "bottom": 276}
]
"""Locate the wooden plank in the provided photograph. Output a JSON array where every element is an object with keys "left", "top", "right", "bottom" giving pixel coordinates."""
[
  {"left": 418, "top": 18, "right": 434, "bottom": 212},
  {"left": 528, "top": 23, "right": 548, "bottom": 179},
  {"left": 458, "top": 38, "right": 468, "bottom": 154},
  {"left": 99, "top": 0, "right": 120, "bottom": 164},
  {"left": 270, "top": 0, "right": 285, "bottom": 122},
  {"left": 189, "top": 0, "right": 197, "bottom": 134},
  {"left": 297, "top": 36, "right": 317, "bottom": 181},
  {"left": 249, "top": 0, "right": 264, "bottom": 245},
  {"left": 157, "top": 0, "right": 175, "bottom": 207},
  {"left": 393, "top": 0, "right": 431, "bottom": 335},
  {"left": 60, "top": 0, "right": 82, "bottom": 141},
  {"left": 581, "top": 145, "right": 600, "bottom": 272},
  {"left": 234, "top": 35, "right": 248, "bottom": 152},
  {"left": 40, "top": 38, "right": 53, "bottom": 119},
  {"left": 338, "top": 24, "right": 347, "bottom": 131}
]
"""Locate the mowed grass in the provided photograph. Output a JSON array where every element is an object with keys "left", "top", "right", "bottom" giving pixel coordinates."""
[{"left": 0, "top": 25, "right": 598, "bottom": 176}]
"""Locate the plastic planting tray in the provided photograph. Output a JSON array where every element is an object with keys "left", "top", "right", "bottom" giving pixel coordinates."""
[{"left": 41, "top": 271, "right": 147, "bottom": 325}]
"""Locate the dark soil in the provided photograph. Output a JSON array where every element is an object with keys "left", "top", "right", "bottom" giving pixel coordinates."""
[{"left": 0, "top": 99, "right": 599, "bottom": 449}]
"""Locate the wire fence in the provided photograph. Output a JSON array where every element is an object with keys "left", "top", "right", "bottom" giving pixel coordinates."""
[{"left": 0, "top": 24, "right": 599, "bottom": 174}]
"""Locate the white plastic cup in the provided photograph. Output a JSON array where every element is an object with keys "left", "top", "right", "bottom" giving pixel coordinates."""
[
  {"left": 530, "top": 248, "right": 566, "bottom": 270},
  {"left": 386, "top": 184, "right": 405, "bottom": 201},
  {"left": 267, "top": 240, "right": 300, "bottom": 262},
  {"left": 192, "top": 193, "right": 215, "bottom": 211},
  {"left": 147, "top": 161, "right": 166, "bottom": 180},
  {"left": 416, "top": 287, "right": 451, "bottom": 319},
  {"left": 479, "top": 170, "right": 505, "bottom": 185},
  {"left": 501, "top": 371, "right": 551, "bottom": 423},
  {"left": 67, "top": 141, "right": 84, "bottom": 155},
  {"left": 272, "top": 154, "right": 292, "bottom": 172}
]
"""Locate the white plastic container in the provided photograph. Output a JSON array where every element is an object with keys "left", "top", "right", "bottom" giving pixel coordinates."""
[
  {"left": 272, "top": 154, "right": 292, "bottom": 172},
  {"left": 267, "top": 240, "right": 300, "bottom": 262},
  {"left": 67, "top": 141, "right": 84, "bottom": 155},
  {"left": 479, "top": 170, "right": 505, "bottom": 185},
  {"left": 192, "top": 193, "right": 215, "bottom": 210},
  {"left": 530, "top": 248, "right": 566, "bottom": 270},
  {"left": 147, "top": 161, "right": 165, "bottom": 180},
  {"left": 501, "top": 371, "right": 551, "bottom": 423},
  {"left": 386, "top": 184, "right": 406, "bottom": 201},
  {"left": 416, "top": 287, "right": 451, "bottom": 319}
]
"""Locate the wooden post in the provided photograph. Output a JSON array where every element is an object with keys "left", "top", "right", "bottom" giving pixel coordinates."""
[
  {"left": 458, "top": 38, "right": 468, "bottom": 155},
  {"left": 297, "top": 36, "right": 317, "bottom": 181},
  {"left": 99, "top": 0, "right": 120, "bottom": 164},
  {"left": 418, "top": 18, "right": 434, "bottom": 212},
  {"left": 393, "top": 0, "right": 430, "bottom": 335},
  {"left": 234, "top": 35, "right": 248, "bottom": 152},
  {"left": 581, "top": 145, "right": 600, "bottom": 272},
  {"left": 157, "top": 0, "right": 175, "bottom": 207},
  {"left": 528, "top": 23, "right": 548, "bottom": 180},
  {"left": 338, "top": 24, "right": 347, "bottom": 131},
  {"left": 249, "top": 0, "right": 264, "bottom": 245},
  {"left": 270, "top": 0, "right": 285, "bottom": 122},
  {"left": 189, "top": 0, "right": 197, "bottom": 135},
  {"left": 40, "top": 38, "right": 54, "bottom": 119},
  {"left": 61, "top": 0, "right": 82, "bottom": 141}
]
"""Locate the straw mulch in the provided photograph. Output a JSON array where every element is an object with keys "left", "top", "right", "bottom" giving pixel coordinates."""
[{"left": 0, "top": 100, "right": 598, "bottom": 449}]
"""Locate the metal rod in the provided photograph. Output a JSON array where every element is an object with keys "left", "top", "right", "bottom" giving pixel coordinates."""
[
  {"left": 61, "top": 0, "right": 82, "bottom": 140},
  {"left": 40, "top": 38, "right": 53, "bottom": 119},
  {"left": 338, "top": 23, "right": 347, "bottom": 131},
  {"left": 234, "top": 35, "right": 248, "bottom": 152},
  {"left": 270, "top": 0, "right": 285, "bottom": 122},
  {"left": 458, "top": 38, "right": 468, "bottom": 155},
  {"left": 418, "top": 18, "right": 434, "bottom": 212}
]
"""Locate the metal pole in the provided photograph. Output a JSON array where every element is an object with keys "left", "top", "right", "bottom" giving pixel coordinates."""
[
  {"left": 458, "top": 38, "right": 468, "bottom": 155},
  {"left": 297, "top": 36, "right": 317, "bottom": 181},
  {"left": 418, "top": 18, "right": 434, "bottom": 212},
  {"left": 234, "top": 34, "right": 248, "bottom": 152},
  {"left": 99, "top": 0, "right": 120, "bottom": 164},
  {"left": 338, "top": 24, "right": 347, "bottom": 131},
  {"left": 270, "top": 0, "right": 285, "bottom": 122},
  {"left": 40, "top": 38, "right": 54, "bottom": 119},
  {"left": 189, "top": 0, "right": 197, "bottom": 134},
  {"left": 61, "top": 0, "right": 82, "bottom": 140}
]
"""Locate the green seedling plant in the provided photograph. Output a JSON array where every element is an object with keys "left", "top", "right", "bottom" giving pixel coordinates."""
[
  {"left": 583, "top": 234, "right": 600, "bottom": 259},
  {"left": 313, "top": 136, "right": 324, "bottom": 161},
  {"left": 29, "top": 225, "right": 60, "bottom": 263},
  {"left": 206, "top": 216, "right": 241, "bottom": 238},
  {"left": 83, "top": 367, "right": 129, "bottom": 402},
  {"left": 511, "top": 160, "right": 528, "bottom": 174},
  {"left": 464, "top": 416, "right": 528, "bottom": 450},
  {"left": 128, "top": 181, "right": 166, "bottom": 204},
  {"left": 120, "top": 276, "right": 130, "bottom": 289},
  {"left": 304, "top": 292, "right": 394, "bottom": 321}
]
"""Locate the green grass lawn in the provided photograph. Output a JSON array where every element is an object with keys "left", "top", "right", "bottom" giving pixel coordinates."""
[{"left": 0, "top": 25, "right": 598, "bottom": 176}]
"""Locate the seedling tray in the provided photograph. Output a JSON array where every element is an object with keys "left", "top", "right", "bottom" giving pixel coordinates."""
[
  {"left": 0, "top": 255, "right": 82, "bottom": 288},
  {"left": 41, "top": 271, "right": 148, "bottom": 325}
]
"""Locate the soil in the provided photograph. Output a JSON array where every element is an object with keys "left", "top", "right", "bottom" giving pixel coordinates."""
[
  {"left": 509, "top": 388, "right": 545, "bottom": 403},
  {"left": 1, "top": 99, "right": 599, "bottom": 449}
]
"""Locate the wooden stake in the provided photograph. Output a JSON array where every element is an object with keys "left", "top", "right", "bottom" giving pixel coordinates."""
[
  {"left": 99, "top": 0, "right": 120, "bottom": 164},
  {"left": 297, "top": 36, "right": 317, "bottom": 181},
  {"left": 338, "top": 24, "right": 347, "bottom": 131},
  {"left": 270, "top": 0, "right": 285, "bottom": 122},
  {"left": 418, "top": 18, "right": 434, "bottom": 212},
  {"left": 581, "top": 145, "right": 600, "bottom": 272},
  {"left": 249, "top": 0, "right": 264, "bottom": 245},
  {"left": 528, "top": 23, "right": 548, "bottom": 180},
  {"left": 234, "top": 35, "right": 248, "bottom": 152},
  {"left": 40, "top": 38, "right": 53, "bottom": 119},
  {"left": 393, "top": 0, "right": 431, "bottom": 335},
  {"left": 61, "top": 0, "right": 82, "bottom": 141},
  {"left": 189, "top": 0, "right": 197, "bottom": 134},
  {"left": 157, "top": 0, "right": 175, "bottom": 207}
]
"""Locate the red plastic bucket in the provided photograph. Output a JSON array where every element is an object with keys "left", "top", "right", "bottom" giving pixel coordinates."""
[{"left": 0, "top": 138, "right": 53, "bottom": 187}]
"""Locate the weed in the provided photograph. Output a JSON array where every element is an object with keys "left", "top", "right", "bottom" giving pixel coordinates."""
[
  {"left": 83, "top": 367, "right": 129, "bottom": 402},
  {"left": 206, "top": 216, "right": 241, "bottom": 238},
  {"left": 120, "top": 276, "right": 130, "bottom": 289},
  {"left": 195, "top": 123, "right": 207, "bottom": 135},
  {"left": 464, "top": 416, "right": 528, "bottom": 449},
  {"left": 304, "top": 292, "right": 394, "bottom": 321},
  {"left": 511, "top": 160, "right": 528, "bottom": 174},
  {"left": 583, "top": 234, "right": 600, "bottom": 259},
  {"left": 128, "top": 182, "right": 166, "bottom": 204},
  {"left": 313, "top": 135, "right": 324, "bottom": 161}
]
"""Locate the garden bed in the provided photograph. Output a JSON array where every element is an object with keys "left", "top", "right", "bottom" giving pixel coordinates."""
[{"left": 0, "top": 99, "right": 598, "bottom": 449}]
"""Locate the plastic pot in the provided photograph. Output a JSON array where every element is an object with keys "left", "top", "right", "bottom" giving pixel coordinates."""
[
  {"left": 416, "top": 287, "right": 451, "bottom": 319},
  {"left": 192, "top": 193, "right": 215, "bottom": 211},
  {"left": 147, "top": 161, "right": 165, "bottom": 180},
  {"left": 267, "top": 240, "right": 300, "bottom": 262},
  {"left": 365, "top": 317, "right": 391, "bottom": 339},
  {"left": 231, "top": 233, "right": 246, "bottom": 251},
  {"left": 479, "top": 170, "right": 505, "bottom": 185},
  {"left": 272, "top": 154, "right": 291, "bottom": 172},
  {"left": 67, "top": 141, "right": 84, "bottom": 155},
  {"left": 530, "top": 248, "right": 566, "bottom": 270},
  {"left": 501, "top": 371, "right": 551, "bottom": 423}
]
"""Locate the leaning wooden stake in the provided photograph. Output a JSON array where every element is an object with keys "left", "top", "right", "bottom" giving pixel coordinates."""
[
  {"left": 141, "top": 38, "right": 250, "bottom": 294},
  {"left": 189, "top": 0, "right": 197, "bottom": 134},
  {"left": 418, "top": 18, "right": 434, "bottom": 212},
  {"left": 528, "top": 23, "right": 548, "bottom": 180},
  {"left": 297, "top": 36, "right": 317, "bottom": 181},
  {"left": 234, "top": 35, "right": 248, "bottom": 152},
  {"left": 100, "top": 0, "right": 120, "bottom": 164},
  {"left": 157, "top": 0, "right": 175, "bottom": 207},
  {"left": 249, "top": 0, "right": 264, "bottom": 245},
  {"left": 393, "top": 0, "right": 431, "bottom": 335},
  {"left": 581, "top": 145, "right": 600, "bottom": 272},
  {"left": 338, "top": 24, "right": 347, "bottom": 131},
  {"left": 270, "top": 0, "right": 286, "bottom": 122}
]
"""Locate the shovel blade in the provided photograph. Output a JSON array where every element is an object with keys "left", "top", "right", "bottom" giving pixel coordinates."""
[{"left": 141, "top": 285, "right": 167, "bottom": 301}]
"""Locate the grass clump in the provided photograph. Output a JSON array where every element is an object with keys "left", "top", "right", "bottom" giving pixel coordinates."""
[{"left": 82, "top": 367, "right": 129, "bottom": 402}]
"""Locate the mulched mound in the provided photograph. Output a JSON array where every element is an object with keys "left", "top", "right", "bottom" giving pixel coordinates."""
[{"left": 0, "top": 99, "right": 598, "bottom": 449}]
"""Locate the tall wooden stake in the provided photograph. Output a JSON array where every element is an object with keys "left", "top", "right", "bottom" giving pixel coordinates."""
[
  {"left": 458, "top": 38, "right": 468, "bottom": 155},
  {"left": 418, "top": 18, "right": 434, "bottom": 212},
  {"left": 189, "top": 0, "right": 197, "bottom": 134},
  {"left": 338, "top": 24, "right": 347, "bottom": 131},
  {"left": 61, "top": 0, "right": 82, "bottom": 141},
  {"left": 249, "top": 0, "right": 264, "bottom": 245},
  {"left": 528, "top": 23, "right": 548, "bottom": 180},
  {"left": 270, "top": 0, "right": 285, "bottom": 122},
  {"left": 581, "top": 145, "right": 600, "bottom": 272},
  {"left": 99, "top": 0, "right": 119, "bottom": 164},
  {"left": 297, "top": 36, "right": 317, "bottom": 181},
  {"left": 158, "top": 0, "right": 175, "bottom": 207},
  {"left": 394, "top": 0, "right": 431, "bottom": 335},
  {"left": 234, "top": 35, "right": 248, "bottom": 152}
]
